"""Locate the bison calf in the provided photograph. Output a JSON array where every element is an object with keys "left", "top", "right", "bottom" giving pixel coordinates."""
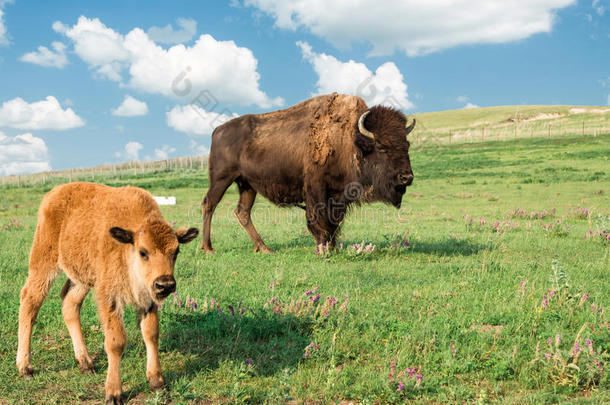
[{"left": 16, "top": 182, "right": 198, "bottom": 404}]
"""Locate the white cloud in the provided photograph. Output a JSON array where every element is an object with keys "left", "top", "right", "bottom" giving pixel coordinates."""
[
  {"left": 154, "top": 144, "right": 176, "bottom": 160},
  {"left": 456, "top": 95, "right": 469, "bottom": 103},
  {"left": 463, "top": 102, "right": 480, "bottom": 109},
  {"left": 147, "top": 18, "right": 197, "bottom": 44},
  {"left": 297, "top": 41, "right": 413, "bottom": 109},
  {"left": 593, "top": 0, "right": 605, "bottom": 16},
  {"left": 52, "top": 16, "right": 282, "bottom": 107},
  {"left": 0, "top": 0, "right": 13, "bottom": 46},
  {"left": 111, "top": 95, "right": 149, "bottom": 117},
  {"left": 607, "top": 94, "right": 610, "bottom": 106},
  {"left": 189, "top": 139, "right": 209, "bottom": 155},
  {"left": 245, "top": 0, "right": 575, "bottom": 56},
  {"left": 0, "top": 96, "right": 85, "bottom": 130},
  {"left": 115, "top": 141, "right": 143, "bottom": 161},
  {"left": 0, "top": 132, "right": 51, "bottom": 176},
  {"left": 20, "top": 41, "right": 69, "bottom": 68},
  {"left": 52, "top": 17, "right": 130, "bottom": 81},
  {"left": 0, "top": 9, "right": 7, "bottom": 46},
  {"left": 167, "top": 104, "right": 238, "bottom": 136}
]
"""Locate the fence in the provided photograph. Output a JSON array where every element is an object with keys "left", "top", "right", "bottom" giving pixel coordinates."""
[
  {"left": 410, "top": 119, "right": 610, "bottom": 148},
  {"left": 1, "top": 155, "right": 208, "bottom": 188},
  {"left": 2, "top": 120, "right": 609, "bottom": 188}
]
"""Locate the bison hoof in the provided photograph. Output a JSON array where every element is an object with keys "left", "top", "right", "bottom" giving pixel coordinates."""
[
  {"left": 18, "top": 365, "right": 34, "bottom": 379},
  {"left": 202, "top": 247, "right": 216, "bottom": 254},
  {"left": 105, "top": 394, "right": 123, "bottom": 405},
  {"left": 255, "top": 245, "right": 274, "bottom": 254}
]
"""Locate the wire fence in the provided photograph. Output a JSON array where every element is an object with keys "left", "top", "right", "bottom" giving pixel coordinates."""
[
  {"left": 1, "top": 119, "right": 609, "bottom": 188},
  {"left": 1, "top": 155, "right": 208, "bottom": 189},
  {"left": 410, "top": 119, "right": 609, "bottom": 148}
]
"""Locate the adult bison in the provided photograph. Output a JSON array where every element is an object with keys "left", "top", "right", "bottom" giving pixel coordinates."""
[{"left": 201, "top": 93, "right": 415, "bottom": 253}]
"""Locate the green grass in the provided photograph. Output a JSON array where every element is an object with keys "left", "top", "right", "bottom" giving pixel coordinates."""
[
  {"left": 0, "top": 133, "right": 609, "bottom": 404},
  {"left": 413, "top": 105, "right": 610, "bottom": 144}
]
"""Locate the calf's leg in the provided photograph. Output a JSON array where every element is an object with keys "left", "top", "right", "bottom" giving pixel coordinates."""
[
  {"left": 60, "top": 279, "right": 94, "bottom": 373},
  {"left": 99, "top": 298, "right": 126, "bottom": 405},
  {"left": 139, "top": 306, "right": 164, "bottom": 390},
  {"left": 17, "top": 245, "right": 59, "bottom": 377}
]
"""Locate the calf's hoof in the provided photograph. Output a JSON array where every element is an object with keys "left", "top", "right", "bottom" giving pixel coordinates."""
[
  {"left": 79, "top": 360, "right": 95, "bottom": 374},
  {"left": 148, "top": 374, "right": 165, "bottom": 391},
  {"left": 105, "top": 394, "right": 123, "bottom": 405},
  {"left": 18, "top": 365, "right": 33, "bottom": 379}
]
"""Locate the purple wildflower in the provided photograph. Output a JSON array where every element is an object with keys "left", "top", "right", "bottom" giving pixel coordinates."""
[{"left": 396, "top": 381, "right": 404, "bottom": 392}]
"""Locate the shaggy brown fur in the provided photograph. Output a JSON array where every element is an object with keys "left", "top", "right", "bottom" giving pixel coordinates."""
[
  {"left": 201, "top": 93, "right": 415, "bottom": 253},
  {"left": 16, "top": 182, "right": 198, "bottom": 405}
]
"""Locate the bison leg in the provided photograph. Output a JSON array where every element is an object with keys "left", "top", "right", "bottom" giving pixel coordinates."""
[
  {"left": 305, "top": 197, "right": 333, "bottom": 250},
  {"left": 201, "top": 177, "right": 233, "bottom": 254},
  {"left": 305, "top": 188, "right": 345, "bottom": 252},
  {"left": 17, "top": 244, "right": 60, "bottom": 378},
  {"left": 235, "top": 184, "right": 273, "bottom": 254},
  {"left": 139, "top": 306, "right": 164, "bottom": 390},
  {"left": 61, "top": 280, "right": 94, "bottom": 373},
  {"left": 99, "top": 297, "right": 126, "bottom": 405}
]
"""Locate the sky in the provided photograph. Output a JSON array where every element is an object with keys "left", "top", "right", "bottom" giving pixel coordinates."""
[{"left": 0, "top": 0, "right": 608, "bottom": 175}]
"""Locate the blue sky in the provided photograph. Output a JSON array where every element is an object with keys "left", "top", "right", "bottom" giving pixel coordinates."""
[{"left": 0, "top": 0, "right": 608, "bottom": 174}]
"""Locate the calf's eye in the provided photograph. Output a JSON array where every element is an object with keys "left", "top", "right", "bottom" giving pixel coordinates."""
[{"left": 139, "top": 250, "right": 149, "bottom": 261}]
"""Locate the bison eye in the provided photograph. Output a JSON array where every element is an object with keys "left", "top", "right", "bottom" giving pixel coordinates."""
[{"left": 139, "top": 249, "right": 149, "bottom": 261}]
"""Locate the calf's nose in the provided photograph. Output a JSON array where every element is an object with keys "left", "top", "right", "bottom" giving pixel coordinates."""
[{"left": 153, "top": 275, "right": 176, "bottom": 294}]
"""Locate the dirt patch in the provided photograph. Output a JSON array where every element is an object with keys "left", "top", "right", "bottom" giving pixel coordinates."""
[
  {"left": 469, "top": 324, "right": 504, "bottom": 337},
  {"left": 506, "top": 113, "right": 565, "bottom": 123},
  {"left": 569, "top": 107, "right": 610, "bottom": 115}
]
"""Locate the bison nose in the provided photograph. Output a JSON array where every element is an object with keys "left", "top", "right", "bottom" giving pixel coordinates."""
[
  {"left": 399, "top": 174, "right": 414, "bottom": 186},
  {"left": 153, "top": 275, "right": 176, "bottom": 296}
]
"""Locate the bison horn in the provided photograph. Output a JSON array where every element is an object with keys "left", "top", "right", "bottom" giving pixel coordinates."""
[
  {"left": 358, "top": 110, "right": 375, "bottom": 140},
  {"left": 405, "top": 117, "right": 416, "bottom": 135}
]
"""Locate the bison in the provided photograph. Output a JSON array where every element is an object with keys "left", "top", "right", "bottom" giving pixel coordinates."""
[
  {"left": 201, "top": 93, "right": 415, "bottom": 253},
  {"left": 16, "top": 182, "right": 199, "bottom": 404}
]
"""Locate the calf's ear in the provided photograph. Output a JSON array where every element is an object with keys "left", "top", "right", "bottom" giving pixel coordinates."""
[
  {"left": 109, "top": 227, "right": 134, "bottom": 244},
  {"left": 177, "top": 227, "right": 199, "bottom": 244}
]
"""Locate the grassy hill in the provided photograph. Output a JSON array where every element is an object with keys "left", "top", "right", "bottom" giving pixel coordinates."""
[
  {"left": 0, "top": 132, "right": 608, "bottom": 403},
  {"left": 413, "top": 105, "right": 610, "bottom": 144}
]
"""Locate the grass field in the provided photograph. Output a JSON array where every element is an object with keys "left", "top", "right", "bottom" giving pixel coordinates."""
[
  {"left": 413, "top": 105, "right": 610, "bottom": 145},
  {"left": 0, "top": 133, "right": 609, "bottom": 403}
]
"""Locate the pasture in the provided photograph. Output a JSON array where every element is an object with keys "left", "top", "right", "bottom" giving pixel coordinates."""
[{"left": 0, "top": 132, "right": 608, "bottom": 403}]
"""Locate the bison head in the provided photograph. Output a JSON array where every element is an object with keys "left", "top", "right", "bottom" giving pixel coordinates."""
[{"left": 355, "top": 106, "right": 415, "bottom": 208}]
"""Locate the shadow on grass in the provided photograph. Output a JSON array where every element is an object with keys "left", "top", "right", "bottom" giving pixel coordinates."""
[
  {"left": 330, "top": 236, "right": 491, "bottom": 260},
  {"left": 408, "top": 237, "right": 491, "bottom": 257},
  {"left": 159, "top": 309, "right": 312, "bottom": 382}
]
